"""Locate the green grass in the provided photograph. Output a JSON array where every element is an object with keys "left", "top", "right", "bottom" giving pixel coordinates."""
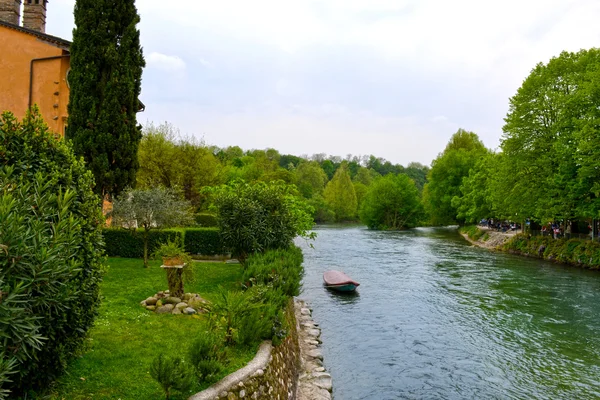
[{"left": 49, "top": 258, "right": 256, "bottom": 400}]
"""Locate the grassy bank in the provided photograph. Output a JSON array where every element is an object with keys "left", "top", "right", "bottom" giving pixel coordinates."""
[
  {"left": 459, "top": 225, "right": 489, "bottom": 241},
  {"left": 50, "top": 258, "right": 256, "bottom": 400},
  {"left": 503, "top": 234, "right": 600, "bottom": 269}
]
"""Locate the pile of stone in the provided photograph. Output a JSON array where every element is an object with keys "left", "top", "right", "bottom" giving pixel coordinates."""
[
  {"left": 295, "top": 299, "right": 333, "bottom": 400},
  {"left": 140, "top": 290, "right": 209, "bottom": 315}
]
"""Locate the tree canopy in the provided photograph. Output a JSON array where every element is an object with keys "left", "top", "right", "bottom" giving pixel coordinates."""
[{"left": 67, "top": 0, "right": 145, "bottom": 200}]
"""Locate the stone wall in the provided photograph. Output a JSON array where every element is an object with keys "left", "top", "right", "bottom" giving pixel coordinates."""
[{"left": 189, "top": 299, "right": 300, "bottom": 400}]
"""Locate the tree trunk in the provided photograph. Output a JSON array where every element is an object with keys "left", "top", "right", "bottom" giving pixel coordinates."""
[{"left": 143, "top": 228, "right": 149, "bottom": 268}]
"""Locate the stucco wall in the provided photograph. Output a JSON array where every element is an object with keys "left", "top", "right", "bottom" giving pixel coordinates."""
[
  {"left": 189, "top": 299, "right": 300, "bottom": 400},
  {"left": 0, "top": 24, "right": 69, "bottom": 135}
]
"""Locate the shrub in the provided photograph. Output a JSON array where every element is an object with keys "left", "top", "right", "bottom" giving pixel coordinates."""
[
  {"left": 0, "top": 110, "right": 105, "bottom": 397},
  {"left": 206, "top": 181, "right": 314, "bottom": 263},
  {"left": 102, "top": 229, "right": 182, "bottom": 258},
  {"left": 195, "top": 213, "right": 218, "bottom": 227},
  {"left": 184, "top": 228, "right": 223, "bottom": 256},
  {"left": 187, "top": 332, "right": 224, "bottom": 383},
  {"left": 149, "top": 354, "right": 194, "bottom": 399},
  {"left": 243, "top": 247, "right": 304, "bottom": 297}
]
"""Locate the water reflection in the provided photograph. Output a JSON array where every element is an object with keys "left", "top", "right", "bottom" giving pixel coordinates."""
[{"left": 297, "top": 226, "right": 600, "bottom": 400}]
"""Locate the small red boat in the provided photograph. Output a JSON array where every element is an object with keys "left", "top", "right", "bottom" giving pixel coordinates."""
[{"left": 323, "top": 270, "right": 360, "bottom": 292}]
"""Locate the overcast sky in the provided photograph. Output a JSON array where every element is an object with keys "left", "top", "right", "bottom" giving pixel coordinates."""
[{"left": 47, "top": 0, "right": 600, "bottom": 166}]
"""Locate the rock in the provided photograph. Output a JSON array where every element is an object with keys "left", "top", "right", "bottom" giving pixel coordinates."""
[
  {"left": 140, "top": 300, "right": 147, "bottom": 307},
  {"left": 301, "top": 308, "right": 311, "bottom": 315},
  {"left": 188, "top": 297, "right": 207, "bottom": 310},
  {"left": 313, "top": 375, "right": 333, "bottom": 391},
  {"left": 183, "top": 307, "right": 197, "bottom": 315},
  {"left": 307, "top": 329, "right": 321, "bottom": 338},
  {"left": 239, "top": 389, "right": 246, "bottom": 398},
  {"left": 307, "top": 349, "right": 323, "bottom": 360},
  {"left": 175, "top": 302, "right": 188, "bottom": 309},
  {"left": 156, "top": 300, "right": 163, "bottom": 307},
  {"left": 145, "top": 305, "right": 156, "bottom": 311},
  {"left": 183, "top": 293, "right": 192, "bottom": 301},
  {"left": 172, "top": 307, "right": 182, "bottom": 315},
  {"left": 155, "top": 304, "right": 175, "bottom": 314},
  {"left": 165, "top": 296, "right": 181, "bottom": 305},
  {"left": 145, "top": 297, "right": 157, "bottom": 306}
]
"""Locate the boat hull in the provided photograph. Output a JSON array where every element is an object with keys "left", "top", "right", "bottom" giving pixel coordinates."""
[
  {"left": 324, "top": 283, "right": 359, "bottom": 292},
  {"left": 323, "top": 270, "right": 360, "bottom": 292}
]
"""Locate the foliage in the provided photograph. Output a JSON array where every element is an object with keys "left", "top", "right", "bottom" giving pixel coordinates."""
[
  {"left": 295, "top": 161, "right": 328, "bottom": 199},
  {"left": 208, "top": 181, "right": 314, "bottom": 263},
  {"left": 423, "top": 129, "right": 488, "bottom": 225},
  {"left": 242, "top": 247, "right": 304, "bottom": 298},
  {"left": 150, "top": 354, "right": 194, "bottom": 399},
  {"left": 359, "top": 174, "right": 423, "bottom": 230},
  {"left": 206, "top": 289, "right": 263, "bottom": 345},
  {"left": 111, "top": 187, "right": 194, "bottom": 267},
  {"left": 459, "top": 225, "right": 486, "bottom": 241},
  {"left": 323, "top": 163, "right": 358, "bottom": 221},
  {"left": 499, "top": 48, "right": 600, "bottom": 224},
  {"left": 67, "top": 0, "right": 145, "bottom": 199},
  {"left": 503, "top": 234, "right": 600, "bottom": 269},
  {"left": 187, "top": 332, "right": 225, "bottom": 383},
  {"left": 195, "top": 213, "right": 218, "bottom": 227},
  {"left": 307, "top": 194, "right": 336, "bottom": 223},
  {"left": 102, "top": 228, "right": 182, "bottom": 258},
  {"left": 183, "top": 228, "right": 224, "bottom": 256},
  {"left": 0, "top": 110, "right": 104, "bottom": 397},
  {"left": 452, "top": 153, "right": 498, "bottom": 223},
  {"left": 137, "top": 123, "right": 225, "bottom": 209}
]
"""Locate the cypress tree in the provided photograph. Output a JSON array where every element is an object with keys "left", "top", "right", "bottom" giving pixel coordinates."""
[{"left": 67, "top": 0, "right": 145, "bottom": 200}]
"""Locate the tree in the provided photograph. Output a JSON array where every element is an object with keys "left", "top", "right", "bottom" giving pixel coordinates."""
[
  {"left": 323, "top": 163, "right": 358, "bottom": 221},
  {"left": 110, "top": 187, "right": 194, "bottom": 267},
  {"left": 295, "top": 161, "right": 328, "bottom": 199},
  {"left": 501, "top": 48, "right": 600, "bottom": 225},
  {"left": 452, "top": 152, "right": 497, "bottom": 223},
  {"left": 359, "top": 174, "right": 422, "bottom": 230},
  {"left": 0, "top": 110, "right": 104, "bottom": 397},
  {"left": 423, "top": 129, "right": 487, "bottom": 225},
  {"left": 67, "top": 0, "right": 145, "bottom": 201},
  {"left": 208, "top": 181, "right": 314, "bottom": 264}
]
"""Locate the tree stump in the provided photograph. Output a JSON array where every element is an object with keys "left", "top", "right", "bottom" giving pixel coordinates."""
[{"left": 160, "top": 264, "right": 185, "bottom": 298}]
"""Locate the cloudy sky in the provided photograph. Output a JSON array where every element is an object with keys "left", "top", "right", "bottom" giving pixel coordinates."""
[{"left": 47, "top": 0, "right": 599, "bottom": 166}]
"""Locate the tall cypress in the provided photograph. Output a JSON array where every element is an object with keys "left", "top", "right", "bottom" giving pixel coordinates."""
[{"left": 67, "top": 0, "right": 145, "bottom": 200}]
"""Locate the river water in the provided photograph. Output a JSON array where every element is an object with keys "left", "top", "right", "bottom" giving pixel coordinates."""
[{"left": 296, "top": 226, "right": 600, "bottom": 399}]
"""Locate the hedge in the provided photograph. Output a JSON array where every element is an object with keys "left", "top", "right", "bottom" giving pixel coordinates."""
[
  {"left": 184, "top": 228, "right": 224, "bottom": 256},
  {"left": 103, "top": 228, "right": 224, "bottom": 258},
  {"left": 194, "top": 213, "right": 218, "bottom": 227}
]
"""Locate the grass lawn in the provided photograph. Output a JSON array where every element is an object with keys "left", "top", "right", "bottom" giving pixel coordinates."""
[{"left": 49, "top": 257, "right": 257, "bottom": 400}]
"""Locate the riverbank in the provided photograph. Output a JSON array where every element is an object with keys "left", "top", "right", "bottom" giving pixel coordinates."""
[{"left": 459, "top": 226, "right": 516, "bottom": 250}]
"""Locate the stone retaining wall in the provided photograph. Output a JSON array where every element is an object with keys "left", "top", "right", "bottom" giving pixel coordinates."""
[{"left": 189, "top": 299, "right": 300, "bottom": 400}]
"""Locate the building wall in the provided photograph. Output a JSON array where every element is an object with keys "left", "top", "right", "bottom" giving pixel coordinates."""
[{"left": 0, "top": 24, "right": 70, "bottom": 135}]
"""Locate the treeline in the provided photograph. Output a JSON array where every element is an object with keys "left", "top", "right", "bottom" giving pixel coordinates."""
[
  {"left": 136, "top": 122, "right": 429, "bottom": 228},
  {"left": 426, "top": 48, "right": 600, "bottom": 230}
]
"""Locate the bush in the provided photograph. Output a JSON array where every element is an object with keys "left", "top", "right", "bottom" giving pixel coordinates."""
[
  {"left": 149, "top": 354, "right": 194, "bottom": 399},
  {"left": 459, "top": 225, "right": 486, "bottom": 241},
  {"left": 0, "top": 110, "right": 105, "bottom": 397},
  {"left": 102, "top": 229, "right": 182, "bottom": 258},
  {"left": 195, "top": 213, "right": 218, "bottom": 227},
  {"left": 207, "top": 181, "right": 314, "bottom": 263},
  {"left": 187, "top": 332, "right": 224, "bottom": 383},
  {"left": 243, "top": 247, "right": 304, "bottom": 297},
  {"left": 503, "top": 234, "right": 600, "bottom": 269},
  {"left": 184, "top": 228, "right": 223, "bottom": 256}
]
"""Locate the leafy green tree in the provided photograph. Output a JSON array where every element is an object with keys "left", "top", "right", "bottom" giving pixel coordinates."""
[
  {"left": 404, "top": 162, "right": 429, "bottom": 192},
  {"left": 423, "top": 129, "right": 487, "bottom": 225},
  {"left": 208, "top": 181, "right": 314, "bottom": 264},
  {"left": 136, "top": 123, "right": 179, "bottom": 189},
  {"left": 67, "top": 0, "right": 145, "bottom": 200},
  {"left": 0, "top": 110, "right": 104, "bottom": 397},
  {"left": 295, "top": 161, "right": 328, "bottom": 199},
  {"left": 360, "top": 174, "right": 422, "bottom": 230},
  {"left": 110, "top": 187, "right": 194, "bottom": 267},
  {"left": 323, "top": 163, "right": 358, "bottom": 221},
  {"left": 501, "top": 48, "right": 600, "bottom": 225},
  {"left": 452, "top": 153, "right": 497, "bottom": 223}
]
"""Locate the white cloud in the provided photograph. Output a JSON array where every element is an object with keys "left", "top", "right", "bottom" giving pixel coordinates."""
[{"left": 146, "top": 52, "right": 186, "bottom": 72}]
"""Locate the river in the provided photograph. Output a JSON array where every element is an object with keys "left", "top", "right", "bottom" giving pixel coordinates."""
[{"left": 296, "top": 226, "right": 600, "bottom": 399}]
